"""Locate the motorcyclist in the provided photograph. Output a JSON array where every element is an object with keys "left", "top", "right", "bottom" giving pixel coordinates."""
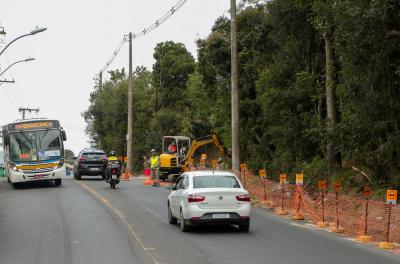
[{"left": 106, "top": 151, "right": 121, "bottom": 182}]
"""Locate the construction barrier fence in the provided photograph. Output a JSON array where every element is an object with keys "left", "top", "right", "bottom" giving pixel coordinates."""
[{"left": 239, "top": 167, "right": 400, "bottom": 246}]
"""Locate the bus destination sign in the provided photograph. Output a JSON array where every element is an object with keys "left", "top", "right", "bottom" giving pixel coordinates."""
[{"left": 12, "top": 120, "right": 59, "bottom": 131}]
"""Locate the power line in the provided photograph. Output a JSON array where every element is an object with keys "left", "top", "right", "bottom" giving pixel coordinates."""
[
  {"left": 100, "top": 37, "right": 127, "bottom": 74},
  {"left": 98, "top": 0, "right": 189, "bottom": 74},
  {"left": 131, "top": 0, "right": 188, "bottom": 40}
]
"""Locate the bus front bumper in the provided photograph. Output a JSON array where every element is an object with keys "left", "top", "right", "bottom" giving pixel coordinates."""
[{"left": 9, "top": 166, "right": 66, "bottom": 183}]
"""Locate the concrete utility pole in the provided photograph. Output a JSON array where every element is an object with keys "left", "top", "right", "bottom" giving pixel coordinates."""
[
  {"left": 127, "top": 32, "right": 134, "bottom": 175},
  {"left": 231, "top": 0, "right": 240, "bottom": 173},
  {"left": 18, "top": 107, "right": 39, "bottom": 120}
]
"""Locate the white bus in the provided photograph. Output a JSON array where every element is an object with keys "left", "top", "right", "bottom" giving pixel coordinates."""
[{"left": 1, "top": 119, "right": 67, "bottom": 187}]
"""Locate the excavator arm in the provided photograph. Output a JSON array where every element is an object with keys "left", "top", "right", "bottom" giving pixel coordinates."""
[{"left": 183, "top": 133, "right": 230, "bottom": 171}]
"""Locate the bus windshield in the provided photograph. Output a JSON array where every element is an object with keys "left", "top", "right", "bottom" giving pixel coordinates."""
[{"left": 9, "top": 129, "right": 62, "bottom": 162}]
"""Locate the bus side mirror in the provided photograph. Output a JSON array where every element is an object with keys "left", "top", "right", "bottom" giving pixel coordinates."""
[{"left": 62, "top": 130, "right": 67, "bottom": 141}]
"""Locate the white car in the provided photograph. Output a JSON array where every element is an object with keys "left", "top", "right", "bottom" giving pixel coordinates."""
[{"left": 167, "top": 170, "right": 251, "bottom": 232}]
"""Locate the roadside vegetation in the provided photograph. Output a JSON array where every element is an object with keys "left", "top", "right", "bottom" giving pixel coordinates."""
[{"left": 83, "top": 0, "right": 400, "bottom": 190}]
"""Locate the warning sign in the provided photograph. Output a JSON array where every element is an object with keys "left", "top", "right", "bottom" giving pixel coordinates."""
[
  {"left": 386, "top": 190, "right": 398, "bottom": 205},
  {"left": 259, "top": 169, "right": 267, "bottom": 179},
  {"left": 279, "top": 173, "right": 287, "bottom": 184},
  {"left": 240, "top": 163, "right": 247, "bottom": 170},
  {"left": 333, "top": 181, "right": 341, "bottom": 192},
  {"left": 318, "top": 180, "right": 327, "bottom": 190},
  {"left": 295, "top": 173, "right": 304, "bottom": 185}
]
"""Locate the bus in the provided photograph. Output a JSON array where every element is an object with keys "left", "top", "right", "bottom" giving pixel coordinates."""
[{"left": 1, "top": 119, "right": 67, "bottom": 187}]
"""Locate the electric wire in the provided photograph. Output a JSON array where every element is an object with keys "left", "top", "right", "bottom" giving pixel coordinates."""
[
  {"left": 98, "top": 0, "right": 189, "bottom": 75},
  {"left": 4, "top": 51, "right": 31, "bottom": 106}
]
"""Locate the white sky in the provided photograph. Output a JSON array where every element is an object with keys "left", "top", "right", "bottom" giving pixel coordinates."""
[{"left": 0, "top": 0, "right": 230, "bottom": 154}]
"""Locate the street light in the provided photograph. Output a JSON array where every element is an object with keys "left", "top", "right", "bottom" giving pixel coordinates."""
[
  {"left": 0, "top": 57, "right": 35, "bottom": 77},
  {"left": 0, "top": 27, "right": 47, "bottom": 57}
]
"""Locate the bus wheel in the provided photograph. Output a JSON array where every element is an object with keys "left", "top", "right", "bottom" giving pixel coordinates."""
[{"left": 55, "top": 179, "right": 62, "bottom": 186}]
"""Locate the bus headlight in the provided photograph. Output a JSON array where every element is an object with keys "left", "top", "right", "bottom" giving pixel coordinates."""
[{"left": 11, "top": 163, "right": 20, "bottom": 172}]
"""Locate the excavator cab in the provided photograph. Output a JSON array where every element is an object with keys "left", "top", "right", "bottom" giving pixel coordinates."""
[
  {"left": 159, "top": 133, "right": 231, "bottom": 182},
  {"left": 159, "top": 136, "right": 190, "bottom": 181}
]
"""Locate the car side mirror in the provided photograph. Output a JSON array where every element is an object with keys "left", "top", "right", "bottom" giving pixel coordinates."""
[{"left": 172, "top": 185, "right": 177, "bottom": 191}]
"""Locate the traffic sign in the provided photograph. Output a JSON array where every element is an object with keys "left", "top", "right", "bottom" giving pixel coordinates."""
[
  {"left": 386, "top": 190, "right": 398, "bottom": 205},
  {"left": 295, "top": 173, "right": 304, "bottom": 185},
  {"left": 279, "top": 173, "right": 287, "bottom": 184},
  {"left": 334, "top": 181, "right": 341, "bottom": 192},
  {"left": 240, "top": 163, "right": 248, "bottom": 170},
  {"left": 259, "top": 169, "right": 267, "bottom": 179},
  {"left": 364, "top": 186, "right": 372, "bottom": 197},
  {"left": 319, "top": 180, "right": 327, "bottom": 190}
]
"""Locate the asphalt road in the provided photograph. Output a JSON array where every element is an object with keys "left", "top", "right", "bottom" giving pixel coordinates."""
[{"left": 0, "top": 177, "right": 399, "bottom": 264}]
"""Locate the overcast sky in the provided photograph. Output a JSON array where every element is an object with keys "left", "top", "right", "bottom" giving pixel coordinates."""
[{"left": 0, "top": 0, "right": 230, "bottom": 154}]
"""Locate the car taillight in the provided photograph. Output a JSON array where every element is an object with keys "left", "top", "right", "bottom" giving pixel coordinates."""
[
  {"left": 188, "top": 194, "right": 205, "bottom": 203},
  {"left": 236, "top": 194, "right": 250, "bottom": 202},
  {"left": 111, "top": 169, "right": 117, "bottom": 174}
]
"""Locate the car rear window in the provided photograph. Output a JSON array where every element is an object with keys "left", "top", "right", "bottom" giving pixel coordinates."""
[
  {"left": 82, "top": 153, "right": 106, "bottom": 160},
  {"left": 193, "top": 176, "right": 241, "bottom": 189}
]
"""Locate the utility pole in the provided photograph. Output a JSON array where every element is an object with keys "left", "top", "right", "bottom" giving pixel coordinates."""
[
  {"left": 18, "top": 107, "right": 39, "bottom": 120},
  {"left": 99, "top": 71, "right": 103, "bottom": 90},
  {"left": 231, "top": 0, "right": 240, "bottom": 173},
  {"left": 127, "top": 32, "right": 134, "bottom": 175}
]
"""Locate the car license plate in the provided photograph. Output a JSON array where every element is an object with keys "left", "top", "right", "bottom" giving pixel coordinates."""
[
  {"left": 90, "top": 168, "right": 98, "bottom": 171},
  {"left": 111, "top": 174, "right": 118, "bottom": 180},
  {"left": 212, "top": 213, "right": 230, "bottom": 219}
]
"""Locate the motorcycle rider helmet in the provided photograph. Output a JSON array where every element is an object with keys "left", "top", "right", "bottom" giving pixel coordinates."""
[{"left": 109, "top": 150, "right": 116, "bottom": 157}]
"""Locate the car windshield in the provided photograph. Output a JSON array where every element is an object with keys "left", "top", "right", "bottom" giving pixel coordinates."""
[
  {"left": 82, "top": 153, "right": 106, "bottom": 160},
  {"left": 193, "top": 175, "right": 241, "bottom": 189},
  {"left": 9, "top": 129, "right": 62, "bottom": 162}
]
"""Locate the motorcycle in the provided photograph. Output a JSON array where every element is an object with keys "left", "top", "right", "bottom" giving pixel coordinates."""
[{"left": 106, "top": 161, "right": 121, "bottom": 189}]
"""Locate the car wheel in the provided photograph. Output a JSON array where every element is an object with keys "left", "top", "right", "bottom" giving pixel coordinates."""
[
  {"left": 55, "top": 179, "right": 62, "bottom": 186},
  {"left": 180, "top": 209, "right": 190, "bottom": 232},
  {"left": 238, "top": 223, "right": 250, "bottom": 232},
  {"left": 168, "top": 204, "right": 177, "bottom": 225},
  {"left": 7, "top": 177, "right": 11, "bottom": 183}
]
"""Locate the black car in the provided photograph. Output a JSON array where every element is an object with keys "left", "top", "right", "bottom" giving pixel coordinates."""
[{"left": 74, "top": 149, "right": 107, "bottom": 180}]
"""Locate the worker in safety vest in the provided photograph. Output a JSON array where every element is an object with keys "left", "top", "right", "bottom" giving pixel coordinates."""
[{"left": 149, "top": 149, "right": 160, "bottom": 187}]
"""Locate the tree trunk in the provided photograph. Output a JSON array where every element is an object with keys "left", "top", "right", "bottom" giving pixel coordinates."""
[{"left": 324, "top": 31, "right": 336, "bottom": 180}]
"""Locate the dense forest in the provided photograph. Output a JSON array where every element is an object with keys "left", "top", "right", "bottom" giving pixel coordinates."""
[{"left": 83, "top": 0, "right": 400, "bottom": 189}]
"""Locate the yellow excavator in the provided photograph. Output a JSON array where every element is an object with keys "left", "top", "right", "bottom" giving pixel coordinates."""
[{"left": 159, "top": 133, "right": 230, "bottom": 181}]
